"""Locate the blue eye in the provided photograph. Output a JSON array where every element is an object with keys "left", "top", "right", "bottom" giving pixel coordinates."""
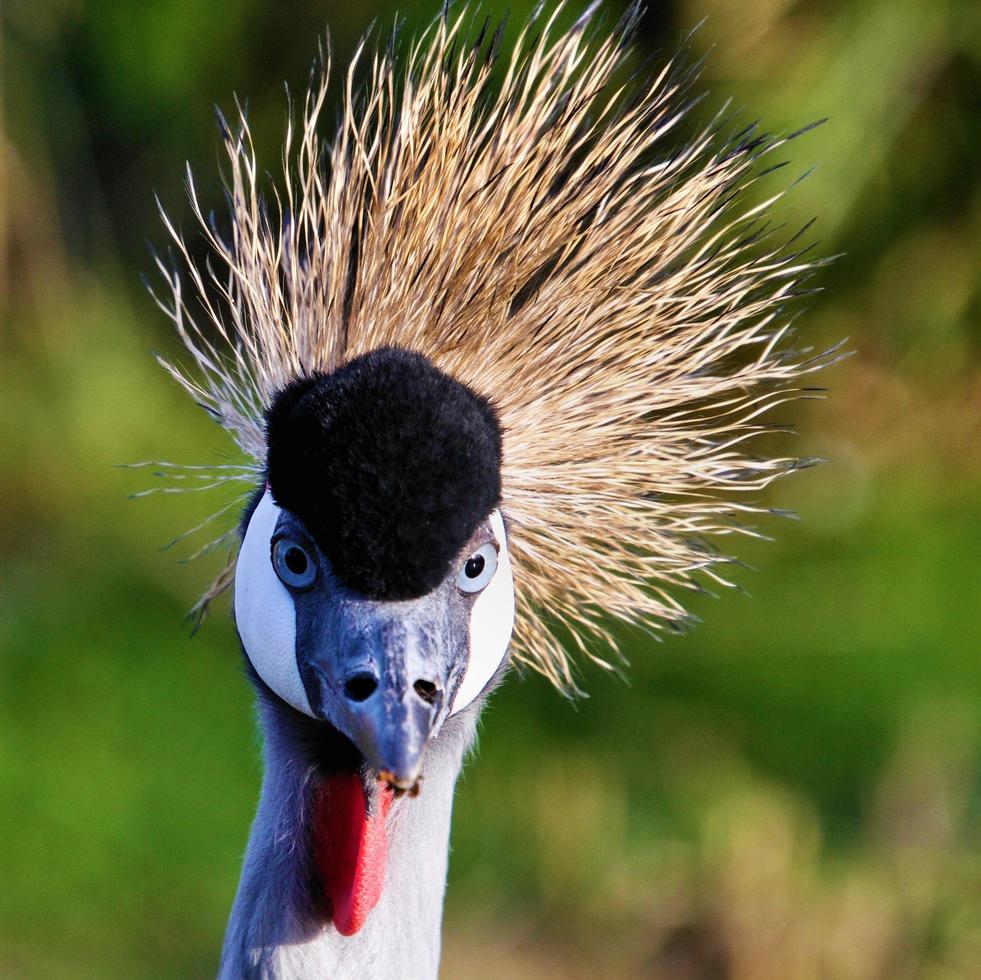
[
  {"left": 457, "top": 543, "right": 498, "bottom": 594},
  {"left": 272, "top": 537, "right": 317, "bottom": 591}
]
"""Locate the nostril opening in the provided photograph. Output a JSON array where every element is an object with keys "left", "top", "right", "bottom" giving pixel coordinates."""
[
  {"left": 413, "top": 679, "right": 440, "bottom": 706},
  {"left": 345, "top": 674, "right": 378, "bottom": 703}
]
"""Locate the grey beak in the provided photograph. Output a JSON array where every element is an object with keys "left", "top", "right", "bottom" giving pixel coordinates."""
[
  {"left": 342, "top": 620, "right": 445, "bottom": 791},
  {"left": 299, "top": 586, "right": 467, "bottom": 791}
]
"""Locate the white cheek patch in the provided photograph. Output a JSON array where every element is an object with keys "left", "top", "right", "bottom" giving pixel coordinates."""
[
  {"left": 451, "top": 510, "right": 515, "bottom": 714},
  {"left": 235, "top": 490, "right": 313, "bottom": 716}
]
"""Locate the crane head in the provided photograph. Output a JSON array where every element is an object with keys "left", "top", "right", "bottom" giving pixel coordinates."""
[{"left": 234, "top": 347, "right": 514, "bottom": 791}]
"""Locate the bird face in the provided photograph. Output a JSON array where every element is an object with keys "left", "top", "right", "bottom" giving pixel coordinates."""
[
  {"left": 233, "top": 347, "right": 512, "bottom": 790},
  {"left": 235, "top": 492, "right": 514, "bottom": 788}
]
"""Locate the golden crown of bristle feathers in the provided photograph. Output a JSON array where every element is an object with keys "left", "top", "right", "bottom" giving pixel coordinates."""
[{"left": 148, "top": 3, "right": 836, "bottom": 693}]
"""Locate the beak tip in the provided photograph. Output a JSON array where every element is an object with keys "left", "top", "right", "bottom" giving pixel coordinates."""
[{"left": 378, "top": 769, "right": 422, "bottom": 797}]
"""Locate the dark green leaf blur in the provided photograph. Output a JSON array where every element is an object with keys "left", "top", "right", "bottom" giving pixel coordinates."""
[{"left": 2, "top": 0, "right": 979, "bottom": 976}]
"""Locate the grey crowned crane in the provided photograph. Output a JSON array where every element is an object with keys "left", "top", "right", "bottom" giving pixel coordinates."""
[{"left": 148, "top": 4, "right": 832, "bottom": 977}]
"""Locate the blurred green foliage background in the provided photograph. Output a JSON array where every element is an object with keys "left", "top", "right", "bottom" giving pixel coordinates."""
[{"left": 2, "top": 0, "right": 980, "bottom": 977}]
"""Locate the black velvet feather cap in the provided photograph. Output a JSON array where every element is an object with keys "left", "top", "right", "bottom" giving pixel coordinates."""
[{"left": 265, "top": 347, "right": 502, "bottom": 601}]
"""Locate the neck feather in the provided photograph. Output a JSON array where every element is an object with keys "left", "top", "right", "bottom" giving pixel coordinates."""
[{"left": 219, "top": 690, "right": 478, "bottom": 980}]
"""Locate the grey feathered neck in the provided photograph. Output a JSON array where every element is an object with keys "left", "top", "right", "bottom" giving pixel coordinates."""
[{"left": 218, "top": 686, "right": 481, "bottom": 979}]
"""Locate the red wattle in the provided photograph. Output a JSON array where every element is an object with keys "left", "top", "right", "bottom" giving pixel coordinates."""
[{"left": 314, "top": 774, "right": 394, "bottom": 936}]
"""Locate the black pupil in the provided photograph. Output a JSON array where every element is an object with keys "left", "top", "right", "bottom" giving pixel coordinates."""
[
  {"left": 284, "top": 546, "right": 308, "bottom": 576},
  {"left": 464, "top": 554, "right": 485, "bottom": 579}
]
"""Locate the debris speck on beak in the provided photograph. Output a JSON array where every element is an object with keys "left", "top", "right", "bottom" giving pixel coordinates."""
[{"left": 378, "top": 770, "right": 422, "bottom": 798}]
